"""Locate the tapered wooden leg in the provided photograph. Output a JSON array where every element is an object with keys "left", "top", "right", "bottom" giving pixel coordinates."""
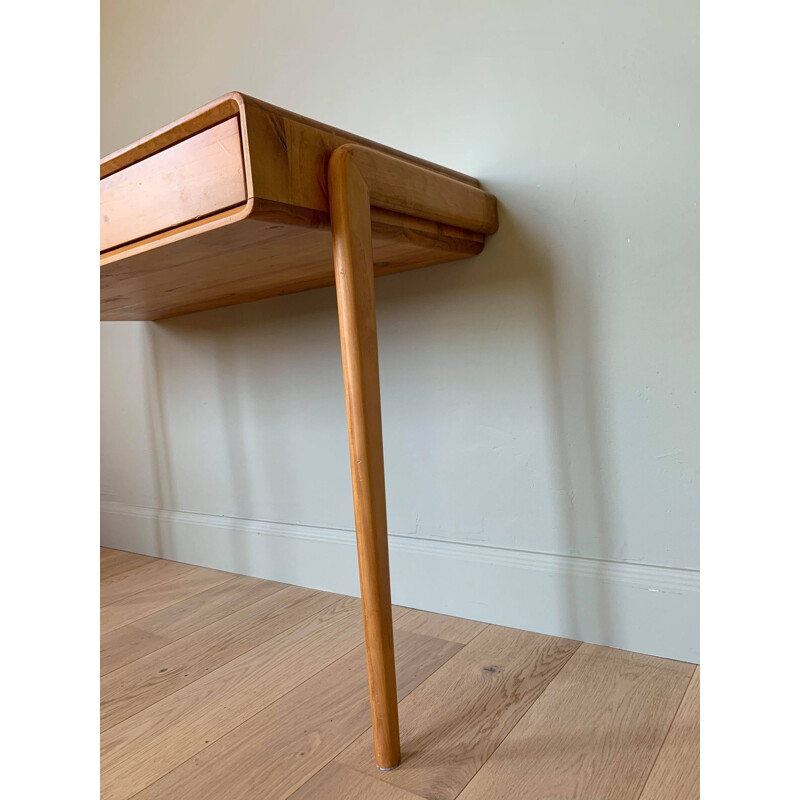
[{"left": 329, "top": 151, "right": 401, "bottom": 769}]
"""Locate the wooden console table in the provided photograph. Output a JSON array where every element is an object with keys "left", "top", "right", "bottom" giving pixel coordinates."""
[{"left": 100, "top": 92, "right": 499, "bottom": 769}]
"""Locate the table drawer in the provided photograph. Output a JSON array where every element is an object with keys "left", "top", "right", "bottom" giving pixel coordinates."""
[{"left": 100, "top": 116, "right": 246, "bottom": 252}]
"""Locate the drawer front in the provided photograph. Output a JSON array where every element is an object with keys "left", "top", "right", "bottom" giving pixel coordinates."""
[{"left": 100, "top": 116, "right": 246, "bottom": 252}]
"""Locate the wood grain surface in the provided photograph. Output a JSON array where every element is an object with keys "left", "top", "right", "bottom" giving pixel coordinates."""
[
  {"left": 97, "top": 549, "right": 699, "bottom": 800},
  {"left": 287, "top": 762, "right": 424, "bottom": 800},
  {"left": 132, "top": 574, "right": 287, "bottom": 640},
  {"left": 457, "top": 643, "right": 695, "bottom": 800},
  {"left": 101, "top": 548, "right": 158, "bottom": 579},
  {"left": 101, "top": 598, "right": 365, "bottom": 800},
  {"left": 101, "top": 586, "right": 338, "bottom": 730},
  {"left": 338, "top": 626, "right": 579, "bottom": 800},
  {"left": 100, "top": 568, "right": 233, "bottom": 634},
  {"left": 639, "top": 667, "right": 700, "bottom": 800},
  {"left": 394, "top": 609, "right": 487, "bottom": 645},
  {"left": 100, "top": 576, "right": 285, "bottom": 677},
  {"left": 99, "top": 92, "right": 496, "bottom": 321},
  {"left": 100, "top": 559, "right": 199, "bottom": 607},
  {"left": 131, "top": 629, "right": 461, "bottom": 800},
  {"left": 101, "top": 116, "right": 246, "bottom": 252}
]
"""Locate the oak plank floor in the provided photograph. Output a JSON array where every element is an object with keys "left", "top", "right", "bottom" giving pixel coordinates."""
[
  {"left": 338, "top": 625, "right": 579, "bottom": 800},
  {"left": 132, "top": 573, "right": 287, "bottom": 640},
  {"left": 288, "top": 762, "right": 423, "bottom": 800},
  {"left": 101, "top": 568, "right": 234, "bottom": 635},
  {"left": 457, "top": 643, "right": 695, "bottom": 800},
  {"left": 394, "top": 608, "right": 487, "bottom": 644},
  {"left": 133, "top": 629, "right": 461, "bottom": 800},
  {"left": 101, "top": 586, "right": 340, "bottom": 729},
  {"left": 101, "top": 625, "right": 173, "bottom": 678},
  {"left": 98, "top": 548, "right": 699, "bottom": 800},
  {"left": 101, "top": 597, "right": 365, "bottom": 800},
  {"left": 100, "top": 559, "right": 201, "bottom": 607},
  {"left": 101, "top": 548, "right": 159, "bottom": 579},
  {"left": 638, "top": 666, "right": 700, "bottom": 800}
]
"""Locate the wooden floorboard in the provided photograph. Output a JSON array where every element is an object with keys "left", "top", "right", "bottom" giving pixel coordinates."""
[
  {"left": 132, "top": 573, "right": 287, "bottom": 640},
  {"left": 100, "top": 548, "right": 159, "bottom": 581},
  {"left": 288, "top": 762, "right": 424, "bottom": 800},
  {"left": 131, "top": 629, "right": 461, "bottom": 800},
  {"left": 100, "top": 559, "right": 202, "bottom": 607},
  {"left": 98, "top": 549, "right": 699, "bottom": 800},
  {"left": 101, "top": 569, "right": 234, "bottom": 635},
  {"left": 338, "top": 624, "right": 579, "bottom": 800},
  {"left": 101, "top": 625, "right": 173, "bottom": 677},
  {"left": 101, "top": 597, "right": 367, "bottom": 800},
  {"left": 101, "top": 586, "right": 340, "bottom": 730},
  {"left": 456, "top": 643, "right": 695, "bottom": 800},
  {"left": 638, "top": 666, "right": 700, "bottom": 800},
  {"left": 394, "top": 608, "right": 487, "bottom": 644}
]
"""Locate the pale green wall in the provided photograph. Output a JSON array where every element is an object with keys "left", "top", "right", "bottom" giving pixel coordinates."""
[{"left": 101, "top": 0, "right": 699, "bottom": 660}]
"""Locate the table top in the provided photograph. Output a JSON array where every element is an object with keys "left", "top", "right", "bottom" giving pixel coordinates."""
[{"left": 100, "top": 92, "right": 496, "bottom": 321}]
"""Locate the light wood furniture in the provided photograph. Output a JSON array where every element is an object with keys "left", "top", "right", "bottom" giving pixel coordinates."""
[
  {"left": 100, "top": 549, "right": 700, "bottom": 800},
  {"left": 100, "top": 92, "right": 499, "bottom": 769}
]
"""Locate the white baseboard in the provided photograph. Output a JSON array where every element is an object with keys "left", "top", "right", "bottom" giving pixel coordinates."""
[{"left": 100, "top": 501, "right": 699, "bottom": 663}]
